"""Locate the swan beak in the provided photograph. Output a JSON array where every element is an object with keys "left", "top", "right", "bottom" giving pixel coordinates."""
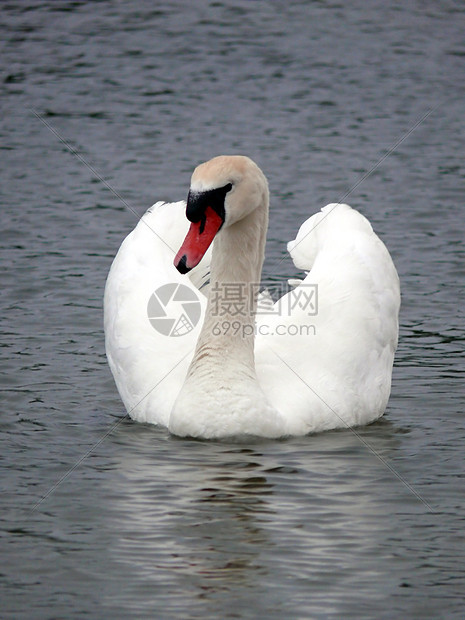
[{"left": 174, "top": 205, "right": 224, "bottom": 274}]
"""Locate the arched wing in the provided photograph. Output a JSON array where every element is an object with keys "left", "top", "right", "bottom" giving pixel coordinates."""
[
  {"left": 104, "top": 201, "right": 211, "bottom": 426},
  {"left": 255, "top": 204, "right": 400, "bottom": 434}
]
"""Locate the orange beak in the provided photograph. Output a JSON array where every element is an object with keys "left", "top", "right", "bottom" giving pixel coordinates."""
[{"left": 174, "top": 206, "right": 224, "bottom": 274}]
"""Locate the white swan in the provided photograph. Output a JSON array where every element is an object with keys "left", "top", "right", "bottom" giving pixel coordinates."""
[{"left": 104, "top": 155, "right": 400, "bottom": 438}]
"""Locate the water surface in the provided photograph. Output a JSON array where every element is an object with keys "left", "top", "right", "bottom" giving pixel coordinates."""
[{"left": 1, "top": 1, "right": 464, "bottom": 618}]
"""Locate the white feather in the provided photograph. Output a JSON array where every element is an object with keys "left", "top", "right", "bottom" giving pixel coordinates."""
[{"left": 104, "top": 159, "right": 400, "bottom": 438}]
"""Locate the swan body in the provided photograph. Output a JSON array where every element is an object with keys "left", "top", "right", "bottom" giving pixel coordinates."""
[{"left": 104, "top": 155, "right": 400, "bottom": 438}]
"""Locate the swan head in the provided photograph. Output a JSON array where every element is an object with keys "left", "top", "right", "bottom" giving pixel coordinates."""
[{"left": 174, "top": 155, "right": 268, "bottom": 274}]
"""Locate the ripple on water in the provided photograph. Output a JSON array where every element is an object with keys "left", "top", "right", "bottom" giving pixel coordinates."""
[{"left": 1, "top": 0, "right": 464, "bottom": 618}]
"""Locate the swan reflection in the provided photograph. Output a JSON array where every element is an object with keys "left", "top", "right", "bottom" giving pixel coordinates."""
[{"left": 100, "top": 422, "right": 407, "bottom": 615}]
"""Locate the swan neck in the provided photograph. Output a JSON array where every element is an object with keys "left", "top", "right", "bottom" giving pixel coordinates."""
[{"left": 189, "top": 197, "right": 268, "bottom": 374}]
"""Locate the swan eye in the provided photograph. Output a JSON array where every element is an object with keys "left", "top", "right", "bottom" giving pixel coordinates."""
[{"left": 225, "top": 183, "right": 233, "bottom": 193}]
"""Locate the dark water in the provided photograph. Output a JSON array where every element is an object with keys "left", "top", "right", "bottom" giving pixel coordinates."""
[{"left": 1, "top": 1, "right": 464, "bottom": 618}]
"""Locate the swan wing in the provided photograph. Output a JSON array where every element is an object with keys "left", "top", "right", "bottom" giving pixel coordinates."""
[
  {"left": 255, "top": 203, "right": 400, "bottom": 435},
  {"left": 104, "top": 201, "right": 209, "bottom": 426}
]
